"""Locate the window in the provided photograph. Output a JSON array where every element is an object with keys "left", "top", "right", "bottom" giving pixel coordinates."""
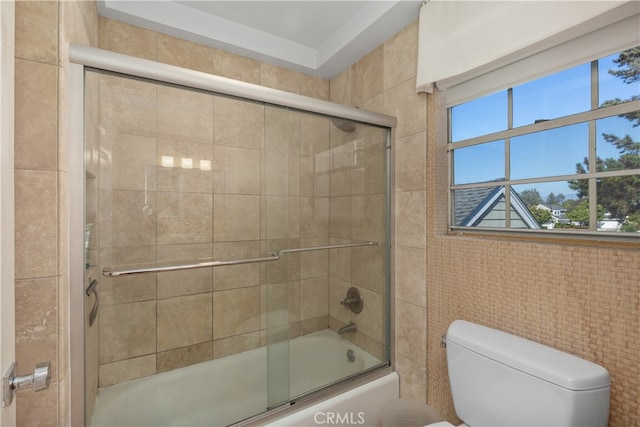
[{"left": 449, "top": 47, "right": 640, "bottom": 236}]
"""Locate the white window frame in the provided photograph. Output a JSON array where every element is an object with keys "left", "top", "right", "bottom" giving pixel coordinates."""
[{"left": 448, "top": 53, "right": 640, "bottom": 242}]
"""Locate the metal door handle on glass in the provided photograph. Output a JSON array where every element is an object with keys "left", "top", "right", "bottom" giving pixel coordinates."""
[{"left": 2, "top": 362, "right": 51, "bottom": 408}]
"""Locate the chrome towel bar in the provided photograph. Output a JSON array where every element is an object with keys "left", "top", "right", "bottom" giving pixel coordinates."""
[
  {"left": 277, "top": 241, "right": 379, "bottom": 255},
  {"left": 102, "top": 241, "right": 381, "bottom": 277}
]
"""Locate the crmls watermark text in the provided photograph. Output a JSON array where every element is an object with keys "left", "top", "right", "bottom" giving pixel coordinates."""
[{"left": 313, "top": 411, "right": 366, "bottom": 425}]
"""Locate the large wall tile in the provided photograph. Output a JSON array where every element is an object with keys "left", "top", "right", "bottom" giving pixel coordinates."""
[
  {"left": 14, "top": 59, "right": 58, "bottom": 171},
  {"left": 158, "top": 33, "right": 214, "bottom": 74},
  {"left": 157, "top": 269, "right": 210, "bottom": 297},
  {"left": 157, "top": 85, "right": 213, "bottom": 143},
  {"left": 157, "top": 139, "right": 213, "bottom": 194},
  {"left": 384, "top": 78, "right": 426, "bottom": 139},
  {"left": 213, "top": 332, "right": 260, "bottom": 359},
  {"left": 213, "top": 287, "right": 260, "bottom": 339},
  {"left": 99, "top": 17, "right": 157, "bottom": 61},
  {"left": 99, "top": 73, "right": 157, "bottom": 137},
  {"left": 328, "top": 277, "right": 351, "bottom": 325},
  {"left": 213, "top": 97, "right": 264, "bottom": 150},
  {"left": 329, "top": 244, "right": 351, "bottom": 282},
  {"left": 330, "top": 196, "right": 352, "bottom": 240},
  {"left": 353, "top": 287, "right": 383, "bottom": 341},
  {"left": 99, "top": 190, "right": 157, "bottom": 248},
  {"left": 157, "top": 192, "right": 212, "bottom": 245},
  {"left": 396, "top": 300, "right": 426, "bottom": 366},
  {"left": 15, "top": 277, "right": 58, "bottom": 379},
  {"left": 383, "top": 21, "right": 418, "bottom": 91},
  {"left": 16, "top": 382, "right": 58, "bottom": 427},
  {"left": 299, "top": 197, "right": 329, "bottom": 238},
  {"left": 99, "top": 355, "right": 156, "bottom": 388},
  {"left": 299, "top": 277, "right": 329, "bottom": 321},
  {"left": 395, "top": 191, "right": 426, "bottom": 248},
  {"left": 15, "top": 170, "right": 58, "bottom": 279},
  {"left": 351, "top": 245, "right": 385, "bottom": 294},
  {"left": 99, "top": 300, "right": 156, "bottom": 363},
  {"left": 265, "top": 150, "right": 289, "bottom": 196},
  {"left": 59, "top": 0, "right": 98, "bottom": 49},
  {"left": 213, "top": 50, "right": 261, "bottom": 84},
  {"left": 157, "top": 341, "right": 213, "bottom": 373},
  {"left": 213, "top": 194, "right": 260, "bottom": 241},
  {"left": 299, "top": 237, "right": 329, "bottom": 280},
  {"left": 395, "top": 132, "right": 427, "bottom": 192},
  {"left": 299, "top": 73, "right": 329, "bottom": 100},
  {"left": 212, "top": 241, "right": 261, "bottom": 291},
  {"left": 260, "top": 62, "right": 300, "bottom": 94},
  {"left": 99, "top": 272, "right": 157, "bottom": 306},
  {"left": 395, "top": 353, "right": 427, "bottom": 401},
  {"left": 15, "top": 0, "right": 58, "bottom": 64},
  {"left": 157, "top": 293, "right": 213, "bottom": 351},
  {"left": 265, "top": 196, "right": 289, "bottom": 240},
  {"left": 329, "top": 68, "right": 352, "bottom": 107},
  {"left": 395, "top": 245, "right": 426, "bottom": 307},
  {"left": 351, "top": 194, "right": 386, "bottom": 243},
  {"left": 99, "top": 133, "right": 156, "bottom": 191},
  {"left": 299, "top": 114, "right": 329, "bottom": 156},
  {"left": 212, "top": 145, "right": 261, "bottom": 195},
  {"left": 351, "top": 45, "right": 383, "bottom": 107}
]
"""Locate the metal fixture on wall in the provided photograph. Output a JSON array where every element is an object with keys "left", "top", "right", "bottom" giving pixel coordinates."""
[
  {"left": 2, "top": 361, "right": 51, "bottom": 407},
  {"left": 340, "top": 287, "right": 363, "bottom": 314}
]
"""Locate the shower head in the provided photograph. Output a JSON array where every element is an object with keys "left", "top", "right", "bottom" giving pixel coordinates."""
[{"left": 331, "top": 118, "right": 356, "bottom": 133}]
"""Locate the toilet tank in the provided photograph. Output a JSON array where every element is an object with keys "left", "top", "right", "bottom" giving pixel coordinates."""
[{"left": 446, "top": 320, "right": 610, "bottom": 427}]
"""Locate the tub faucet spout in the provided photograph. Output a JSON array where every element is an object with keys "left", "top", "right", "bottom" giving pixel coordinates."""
[{"left": 338, "top": 321, "right": 357, "bottom": 335}]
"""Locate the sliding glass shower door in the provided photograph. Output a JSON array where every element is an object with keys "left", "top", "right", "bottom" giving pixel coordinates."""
[{"left": 82, "top": 67, "right": 390, "bottom": 427}]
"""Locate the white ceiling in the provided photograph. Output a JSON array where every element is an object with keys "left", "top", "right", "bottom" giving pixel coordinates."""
[{"left": 97, "top": 1, "right": 422, "bottom": 79}]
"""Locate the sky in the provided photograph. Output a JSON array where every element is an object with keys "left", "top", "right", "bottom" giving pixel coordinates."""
[{"left": 451, "top": 51, "right": 639, "bottom": 201}]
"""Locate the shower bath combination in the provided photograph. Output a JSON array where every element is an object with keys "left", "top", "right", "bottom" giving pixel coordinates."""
[{"left": 69, "top": 45, "right": 396, "bottom": 426}]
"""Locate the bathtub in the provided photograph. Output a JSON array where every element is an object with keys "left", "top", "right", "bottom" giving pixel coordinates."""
[{"left": 90, "top": 329, "right": 396, "bottom": 427}]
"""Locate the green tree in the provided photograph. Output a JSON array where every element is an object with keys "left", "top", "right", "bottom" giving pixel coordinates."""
[
  {"left": 546, "top": 192, "right": 565, "bottom": 205},
  {"left": 569, "top": 47, "right": 640, "bottom": 223},
  {"left": 566, "top": 200, "right": 605, "bottom": 226},
  {"left": 620, "top": 212, "right": 640, "bottom": 232},
  {"left": 562, "top": 198, "right": 579, "bottom": 212},
  {"left": 519, "top": 188, "right": 543, "bottom": 206},
  {"left": 528, "top": 205, "right": 553, "bottom": 226}
]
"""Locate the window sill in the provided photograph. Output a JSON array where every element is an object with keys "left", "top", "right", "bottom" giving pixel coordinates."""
[{"left": 448, "top": 227, "right": 640, "bottom": 249}]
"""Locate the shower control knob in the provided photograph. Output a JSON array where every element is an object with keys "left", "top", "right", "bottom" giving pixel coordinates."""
[{"left": 340, "top": 287, "right": 363, "bottom": 314}]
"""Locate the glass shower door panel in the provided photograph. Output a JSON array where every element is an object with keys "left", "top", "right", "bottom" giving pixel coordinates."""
[
  {"left": 286, "top": 113, "right": 391, "bottom": 400},
  {"left": 85, "top": 67, "right": 391, "bottom": 426},
  {"left": 265, "top": 105, "right": 291, "bottom": 409},
  {"left": 86, "top": 69, "right": 270, "bottom": 426}
]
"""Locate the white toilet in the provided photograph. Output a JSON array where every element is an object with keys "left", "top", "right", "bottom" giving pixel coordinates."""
[{"left": 428, "top": 320, "right": 611, "bottom": 427}]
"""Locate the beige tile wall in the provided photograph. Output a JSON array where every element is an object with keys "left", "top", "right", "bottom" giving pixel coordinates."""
[
  {"left": 326, "top": 125, "right": 389, "bottom": 360},
  {"left": 329, "top": 20, "right": 429, "bottom": 400},
  {"left": 14, "top": 1, "right": 99, "bottom": 425}
]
